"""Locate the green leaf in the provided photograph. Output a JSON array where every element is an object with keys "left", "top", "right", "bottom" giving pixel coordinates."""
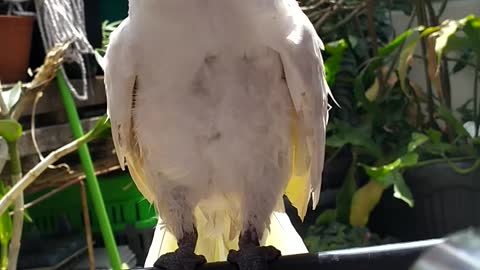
[
  {"left": 451, "top": 49, "right": 474, "bottom": 74},
  {"left": 379, "top": 27, "right": 422, "bottom": 57},
  {"left": 426, "top": 128, "right": 442, "bottom": 144},
  {"left": 325, "top": 39, "right": 348, "bottom": 86},
  {"left": 336, "top": 156, "right": 358, "bottom": 225},
  {"left": 408, "top": 132, "right": 429, "bottom": 152},
  {"left": 422, "top": 142, "right": 454, "bottom": 156},
  {"left": 398, "top": 39, "right": 418, "bottom": 95},
  {"left": 444, "top": 36, "right": 471, "bottom": 55},
  {"left": 462, "top": 16, "right": 480, "bottom": 56},
  {"left": 0, "top": 120, "right": 22, "bottom": 143},
  {"left": 350, "top": 180, "right": 384, "bottom": 227},
  {"left": 473, "top": 137, "right": 480, "bottom": 145},
  {"left": 437, "top": 105, "right": 470, "bottom": 138},
  {"left": 85, "top": 114, "right": 111, "bottom": 140},
  {"left": 23, "top": 211, "right": 33, "bottom": 223},
  {"left": 94, "top": 50, "right": 106, "bottom": 72},
  {"left": 360, "top": 161, "right": 400, "bottom": 182},
  {"left": 0, "top": 82, "right": 22, "bottom": 114},
  {"left": 392, "top": 172, "right": 414, "bottom": 207},
  {"left": 326, "top": 121, "right": 381, "bottom": 158},
  {"left": 420, "top": 25, "right": 442, "bottom": 38},
  {"left": 360, "top": 152, "right": 419, "bottom": 187},
  {"left": 0, "top": 182, "right": 12, "bottom": 246},
  {"left": 315, "top": 209, "right": 337, "bottom": 226},
  {"left": 104, "top": 20, "right": 121, "bottom": 32},
  {"left": 432, "top": 19, "right": 465, "bottom": 62},
  {"left": 399, "top": 152, "right": 420, "bottom": 167}
]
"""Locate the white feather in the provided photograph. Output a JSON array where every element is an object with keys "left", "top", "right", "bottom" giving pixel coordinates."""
[{"left": 105, "top": 0, "right": 331, "bottom": 263}]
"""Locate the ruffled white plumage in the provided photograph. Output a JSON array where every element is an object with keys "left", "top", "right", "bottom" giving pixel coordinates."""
[{"left": 104, "top": 0, "right": 331, "bottom": 266}]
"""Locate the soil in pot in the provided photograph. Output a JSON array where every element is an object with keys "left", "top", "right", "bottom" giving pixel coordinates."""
[
  {"left": 368, "top": 161, "right": 480, "bottom": 241},
  {"left": 0, "top": 15, "right": 34, "bottom": 83}
]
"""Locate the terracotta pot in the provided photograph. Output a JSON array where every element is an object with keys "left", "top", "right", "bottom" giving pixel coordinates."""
[{"left": 0, "top": 15, "right": 35, "bottom": 84}]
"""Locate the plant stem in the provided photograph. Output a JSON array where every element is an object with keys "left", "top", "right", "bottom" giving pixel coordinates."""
[
  {"left": 0, "top": 129, "right": 96, "bottom": 217},
  {"left": 382, "top": 8, "right": 417, "bottom": 102},
  {"left": 366, "top": 0, "right": 384, "bottom": 97},
  {"left": 6, "top": 142, "right": 23, "bottom": 270},
  {"left": 474, "top": 60, "right": 479, "bottom": 138},
  {"left": 445, "top": 158, "right": 480, "bottom": 175},
  {"left": 321, "top": 3, "right": 366, "bottom": 36},
  {"left": 425, "top": 0, "right": 453, "bottom": 110},
  {"left": 0, "top": 82, "right": 8, "bottom": 118},
  {"left": 1, "top": 243, "right": 7, "bottom": 270},
  {"left": 56, "top": 72, "right": 121, "bottom": 270},
  {"left": 414, "top": 156, "right": 477, "bottom": 168},
  {"left": 415, "top": 0, "right": 435, "bottom": 127},
  {"left": 437, "top": 0, "right": 449, "bottom": 19},
  {"left": 7, "top": 143, "right": 20, "bottom": 178}
]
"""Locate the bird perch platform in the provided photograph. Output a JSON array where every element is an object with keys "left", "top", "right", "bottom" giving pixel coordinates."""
[{"left": 136, "top": 238, "right": 443, "bottom": 270}]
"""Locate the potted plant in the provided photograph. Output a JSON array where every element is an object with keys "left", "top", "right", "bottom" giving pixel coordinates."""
[
  {"left": 367, "top": 12, "right": 480, "bottom": 241},
  {"left": 286, "top": 0, "right": 412, "bottom": 250},
  {"left": 301, "top": 0, "right": 480, "bottom": 248},
  {"left": 324, "top": 5, "right": 480, "bottom": 242},
  {"left": 0, "top": 0, "right": 35, "bottom": 84}
]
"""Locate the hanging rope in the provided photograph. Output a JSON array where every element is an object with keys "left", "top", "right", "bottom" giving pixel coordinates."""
[{"left": 34, "top": 0, "right": 94, "bottom": 100}]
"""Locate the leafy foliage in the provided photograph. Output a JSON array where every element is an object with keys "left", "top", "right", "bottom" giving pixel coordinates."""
[
  {"left": 305, "top": 0, "right": 480, "bottom": 242},
  {"left": 96, "top": 20, "right": 122, "bottom": 57},
  {"left": 304, "top": 221, "right": 396, "bottom": 252},
  {"left": 94, "top": 20, "right": 122, "bottom": 70}
]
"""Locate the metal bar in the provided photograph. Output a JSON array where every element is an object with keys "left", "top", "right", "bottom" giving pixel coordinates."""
[{"left": 137, "top": 239, "right": 444, "bottom": 270}]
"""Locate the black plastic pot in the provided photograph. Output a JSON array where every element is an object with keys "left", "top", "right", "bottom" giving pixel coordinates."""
[{"left": 369, "top": 161, "right": 480, "bottom": 241}]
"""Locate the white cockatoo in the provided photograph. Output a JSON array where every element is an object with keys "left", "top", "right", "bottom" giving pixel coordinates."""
[{"left": 104, "top": 0, "right": 332, "bottom": 269}]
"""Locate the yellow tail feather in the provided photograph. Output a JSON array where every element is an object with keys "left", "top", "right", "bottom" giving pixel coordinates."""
[{"left": 144, "top": 207, "right": 307, "bottom": 267}]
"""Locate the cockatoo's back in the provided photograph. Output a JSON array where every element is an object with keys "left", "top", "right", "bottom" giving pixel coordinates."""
[{"left": 105, "top": 0, "right": 330, "bottom": 267}]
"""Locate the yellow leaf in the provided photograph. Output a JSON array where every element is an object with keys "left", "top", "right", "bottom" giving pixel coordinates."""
[
  {"left": 365, "top": 78, "right": 380, "bottom": 101},
  {"left": 350, "top": 180, "right": 384, "bottom": 227},
  {"left": 398, "top": 39, "right": 419, "bottom": 96},
  {"left": 427, "top": 37, "right": 444, "bottom": 102}
]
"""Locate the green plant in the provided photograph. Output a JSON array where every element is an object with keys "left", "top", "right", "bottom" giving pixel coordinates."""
[
  {"left": 304, "top": 221, "right": 396, "bottom": 252},
  {"left": 94, "top": 20, "right": 122, "bottom": 70},
  {"left": 324, "top": 14, "right": 480, "bottom": 229},
  {"left": 302, "top": 1, "right": 480, "bottom": 243},
  {"left": 299, "top": 0, "right": 413, "bottom": 120},
  {"left": 0, "top": 80, "right": 24, "bottom": 270},
  {"left": 0, "top": 40, "right": 105, "bottom": 270},
  {"left": 96, "top": 20, "right": 122, "bottom": 57}
]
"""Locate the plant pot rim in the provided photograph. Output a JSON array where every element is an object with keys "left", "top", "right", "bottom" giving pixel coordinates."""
[{"left": 0, "top": 14, "right": 35, "bottom": 19}]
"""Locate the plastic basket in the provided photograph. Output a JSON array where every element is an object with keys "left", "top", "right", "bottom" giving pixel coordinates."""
[{"left": 24, "top": 171, "right": 157, "bottom": 235}]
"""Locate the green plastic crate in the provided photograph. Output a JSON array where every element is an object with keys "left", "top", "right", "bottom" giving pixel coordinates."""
[{"left": 24, "top": 172, "right": 157, "bottom": 235}]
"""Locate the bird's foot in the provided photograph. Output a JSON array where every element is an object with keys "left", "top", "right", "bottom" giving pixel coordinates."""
[
  {"left": 154, "top": 248, "right": 206, "bottom": 270},
  {"left": 228, "top": 245, "right": 281, "bottom": 270}
]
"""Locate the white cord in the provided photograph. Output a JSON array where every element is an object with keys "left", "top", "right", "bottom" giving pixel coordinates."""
[{"left": 34, "top": 0, "right": 94, "bottom": 100}]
